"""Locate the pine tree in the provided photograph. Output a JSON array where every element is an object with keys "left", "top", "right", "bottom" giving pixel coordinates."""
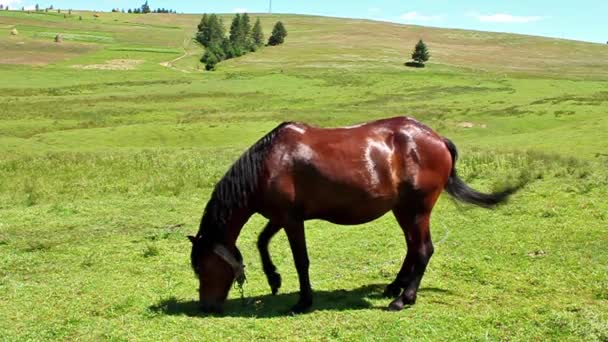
[
  {"left": 221, "top": 38, "right": 237, "bottom": 59},
  {"left": 229, "top": 13, "right": 246, "bottom": 55},
  {"left": 197, "top": 14, "right": 208, "bottom": 32},
  {"left": 229, "top": 13, "right": 242, "bottom": 43},
  {"left": 196, "top": 14, "right": 225, "bottom": 48},
  {"left": 411, "top": 39, "right": 430, "bottom": 66},
  {"left": 197, "top": 13, "right": 265, "bottom": 70},
  {"left": 241, "top": 13, "right": 252, "bottom": 49},
  {"left": 252, "top": 18, "right": 264, "bottom": 48},
  {"left": 141, "top": 1, "right": 150, "bottom": 14},
  {"left": 209, "top": 15, "right": 225, "bottom": 46},
  {"left": 268, "top": 21, "right": 287, "bottom": 46}
]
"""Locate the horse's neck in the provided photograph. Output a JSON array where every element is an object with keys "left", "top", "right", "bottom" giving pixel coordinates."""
[{"left": 222, "top": 207, "right": 254, "bottom": 246}]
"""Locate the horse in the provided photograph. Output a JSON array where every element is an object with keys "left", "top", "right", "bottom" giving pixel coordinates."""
[{"left": 188, "top": 116, "right": 521, "bottom": 314}]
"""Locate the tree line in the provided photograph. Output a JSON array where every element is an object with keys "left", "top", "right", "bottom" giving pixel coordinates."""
[
  {"left": 117, "top": 1, "right": 176, "bottom": 14},
  {"left": 118, "top": 8, "right": 176, "bottom": 14},
  {"left": 196, "top": 13, "right": 287, "bottom": 71}
]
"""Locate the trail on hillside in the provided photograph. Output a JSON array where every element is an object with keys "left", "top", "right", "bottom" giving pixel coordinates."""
[{"left": 160, "top": 37, "right": 203, "bottom": 73}]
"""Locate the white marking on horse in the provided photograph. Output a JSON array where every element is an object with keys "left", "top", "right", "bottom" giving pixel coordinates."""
[
  {"left": 286, "top": 124, "right": 306, "bottom": 134},
  {"left": 364, "top": 138, "right": 393, "bottom": 187},
  {"left": 342, "top": 123, "right": 366, "bottom": 129},
  {"left": 399, "top": 130, "right": 421, "bottom": 186},
  {"left": 293, "top": 143, "right": 315, "bottom": 161},
  {"left": 272, "top": 144, "right": 291, "bottom": 169}
]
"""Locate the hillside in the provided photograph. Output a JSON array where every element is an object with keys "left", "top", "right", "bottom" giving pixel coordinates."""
[
  {"left": 0, "top": 10, "right": 607, "bottom": 341},
  {"left": 2, "top": 10, "right": 608, "bottom": 77}
]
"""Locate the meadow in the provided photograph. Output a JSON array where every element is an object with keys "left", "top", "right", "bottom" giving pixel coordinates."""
[{"left": 0, "top": 9, "right": 607, "bottom": 340}]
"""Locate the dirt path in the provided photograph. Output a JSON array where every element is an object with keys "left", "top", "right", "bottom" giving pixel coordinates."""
[{"left": 160, "top": 37, "right": 203, "bottom": 73}]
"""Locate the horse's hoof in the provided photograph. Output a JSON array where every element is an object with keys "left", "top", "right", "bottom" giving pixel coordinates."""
[
  {"left": 289, "top": 302, "right": 312, "bottom": 315},
  {"left": 388, "top": 292, "right": 417, "bottom": 311},
  {"left": 401, "top": 291, "right": 417, "bottom": 305},
  {"left": 268, "top": 272, "right": 282, "bottom": 295},
  {"left": 288, "top": 297, "right": 313, "bottom": 315},
  {"left": 387, "top": 297, "right": 407, "bottom": 311},
  {"left": 383, "top": 283, "right": 402, "bottom": 298}
]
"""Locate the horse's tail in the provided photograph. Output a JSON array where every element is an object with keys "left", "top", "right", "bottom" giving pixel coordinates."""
[{"left": 443, "top": 138, "right": 521, "bottom": 208}]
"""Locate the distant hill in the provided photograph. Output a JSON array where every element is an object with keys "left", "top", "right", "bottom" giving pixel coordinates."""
[{"left": 1, "top": 10, "right": 607, "bottom": 79}]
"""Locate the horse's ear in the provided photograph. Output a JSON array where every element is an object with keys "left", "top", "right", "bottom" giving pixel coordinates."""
[{"left": 187, "top": 235, "right": 196, "bottom": 244}]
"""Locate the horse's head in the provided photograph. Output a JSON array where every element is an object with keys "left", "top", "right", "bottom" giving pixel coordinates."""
[{"left": 188, "top": 235, "right": 244, "bottom": 314}]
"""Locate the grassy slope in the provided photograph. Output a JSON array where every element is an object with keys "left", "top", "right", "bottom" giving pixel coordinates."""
[{"left": 0, "top": 10, "right": 607, "bottom": 340}]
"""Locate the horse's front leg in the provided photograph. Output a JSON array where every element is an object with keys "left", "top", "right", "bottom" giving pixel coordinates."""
[
  {"left": 257, "top": 221, "right": 283, "bottom": 295},
  {"left": 284, "top": 220, "right": 313, "bottom": 314}
]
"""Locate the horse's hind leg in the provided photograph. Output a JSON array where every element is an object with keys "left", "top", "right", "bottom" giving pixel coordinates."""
[
  {"left": 257, "top": 221, "right": 283, "bottom": 295},
  {"left": 385, "top": 205, "right": 435, "bottom": 311}
]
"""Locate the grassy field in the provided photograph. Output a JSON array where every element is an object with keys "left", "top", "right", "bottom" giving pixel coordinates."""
[{"left": 1, "top": 9, "right": 607, "bottom": 340}]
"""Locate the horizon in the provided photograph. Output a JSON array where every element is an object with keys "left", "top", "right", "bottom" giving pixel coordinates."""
[{"left": 0, "top": 0, "right": 606, "bottom": 44}]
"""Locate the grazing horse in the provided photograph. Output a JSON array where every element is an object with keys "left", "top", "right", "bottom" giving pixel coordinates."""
[{"left": 188, "top": 116, "right": 520, "bottom": 314}]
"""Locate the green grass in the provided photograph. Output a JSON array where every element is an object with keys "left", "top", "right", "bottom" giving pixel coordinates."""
[{"left": 1, "top": 9, "right": 607, "bottom": 341}]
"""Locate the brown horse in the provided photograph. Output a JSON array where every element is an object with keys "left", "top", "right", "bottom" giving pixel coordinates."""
[{"left": 188, "top": 116, "right": 520, "bottom": 314}]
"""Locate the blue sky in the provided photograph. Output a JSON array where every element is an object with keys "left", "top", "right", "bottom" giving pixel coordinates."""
[{"left": 1, "top": 0, "right": 606, "bottom": 43}]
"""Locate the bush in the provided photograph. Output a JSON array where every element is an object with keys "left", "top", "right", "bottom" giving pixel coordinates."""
[{"left": 201, "top": 50, "right": 219, "bottom": 71}]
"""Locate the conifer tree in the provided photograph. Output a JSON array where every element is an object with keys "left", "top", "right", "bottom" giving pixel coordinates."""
[
  {"left": 229, "top": 13, "right": 242, "bottom": 43},
  {"left": 240, "top": 13, "right": 252, "bottom": 49},
  {"left": 141, "top": 1, "right": 150, "bottom": 14},
  {"left": 197, "top": 13, "right": 267, "bottom": 70},
  {"left": 196, "top": 14, "right": 225, "bottom": 48},
  {"left": 411, "top": 39, "right": 430, "bottom": 66},
  {"left": 268, "top": 21, "right": 287, "bottom": 46},
  {"left": 197, "top": 14, "right": 209, "bottom": 33},
  {"left": 252, "top": 18, "right": 264, "bottom": 48}
]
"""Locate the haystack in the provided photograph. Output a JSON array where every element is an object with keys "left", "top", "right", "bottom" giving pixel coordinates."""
[
  {"left": 54, "top": 34, "right": 63, "bottom": 43},
  {"left": 10, "top": 28, "right": 18, "bottom": 35}
]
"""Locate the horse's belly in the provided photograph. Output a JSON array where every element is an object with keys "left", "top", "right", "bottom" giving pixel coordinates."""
[{"left": 304, "top": 195, "right": 396, "bottom": 225}]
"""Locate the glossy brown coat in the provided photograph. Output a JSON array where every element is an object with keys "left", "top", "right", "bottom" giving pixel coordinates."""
[{"left": 189, "top": 116, "right": 519, "bottom": 313}]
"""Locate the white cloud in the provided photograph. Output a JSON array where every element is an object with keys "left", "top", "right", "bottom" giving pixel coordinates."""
[
  {"left": 399, "top": 11, "right": 443, "bottom": 22},
  {"left": 368, "top": 7, "right": 381, "bottom": 14},
  {"left": 476, "top": 13, "right": 544, "bottom": 23},
  {"left": 233, "top": 7, "right": 248, "bottom": 13}
]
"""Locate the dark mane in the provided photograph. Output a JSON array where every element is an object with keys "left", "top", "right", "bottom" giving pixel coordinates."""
[{"left": 196, "top": 122, "right": 292, "bottom": 244}]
